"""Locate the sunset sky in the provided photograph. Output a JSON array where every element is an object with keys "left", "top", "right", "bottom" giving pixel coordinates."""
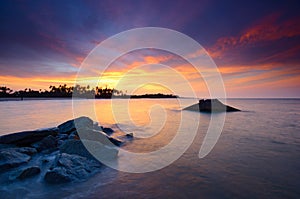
[{"left": 0, "top": 0, "right": 300, "bottom": 97}]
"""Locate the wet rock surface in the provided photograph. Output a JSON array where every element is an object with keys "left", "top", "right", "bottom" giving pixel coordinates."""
[
  {"left": 0, "top": 127, "right": 58, "bottom": 146},
  {"left": 16, "top": 166, "right": 41, "bottom": 180},
  {"left": 0, "top": 148, "right": 31, "bottom": 170},
  {"left": 0, "top": 116, "right": 133, "bottom": 185},
  {"left": 57, "top": 116, "right": 93, "bottom": 134},
  {"left": 31, "top": 135, "right": 57, "bottom": 152},
  {"left": 44, "top": 153, "right": 102, "bottom": 184}
]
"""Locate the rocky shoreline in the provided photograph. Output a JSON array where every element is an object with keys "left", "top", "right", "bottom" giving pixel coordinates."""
[{"left": 0, "top": 117, "right": 133, "bottom": 184}]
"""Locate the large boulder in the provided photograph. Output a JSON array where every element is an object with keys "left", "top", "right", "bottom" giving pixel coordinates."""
[
  {"left": 31, "top": 135, "right": 57, "bottom": 152},
  {"left": 57, "top": 153, "right": 101, "bottom": 171},
  {"left": 184, "top": 99, "right": 241, "bottom": 113},
  {"left": 44, "top": 167, "right": 72, "bottom": 184},
  {"left": 57, "top": 116, "right": 93, "bottom": 134},
  {"left": 15, "top": 147, "right": 37, "bottom": 155},
  {"left": 78, "top": 128, "right": 124, "bottom": 146},
  {"left": 59, "top": 140, "right": 95, "bottom": 160},
  {"left": 0, "top": 127, "right": 58, "bottom": 146},
  {"left": 59, "top": 139, "right": 118, "bottom": 160},
  {"left": 0, "top": 149, "right": 31, "bottom": 170},
  {"left": 44, "top": 153, "right": 102, "bottom": 184},
  {"left": 16, "top": 166, "right": 41, "bottom": 180}
]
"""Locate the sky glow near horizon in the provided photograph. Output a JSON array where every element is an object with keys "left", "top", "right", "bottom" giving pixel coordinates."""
[{"left": 0, "top": 0, "right": 300, "bottom": 97}]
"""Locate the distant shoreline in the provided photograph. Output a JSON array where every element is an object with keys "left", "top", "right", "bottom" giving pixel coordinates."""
[
  {"left": 0, "top": 97, "right": 72, "bottom": 101},
  {"left": 0, "top": 95, "right": 178, "bottom": 102},
  {"left": 1, "top": 97, "right": 299, "bottom": 102}
]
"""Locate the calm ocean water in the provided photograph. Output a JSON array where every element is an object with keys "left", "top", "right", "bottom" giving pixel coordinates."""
[{"left": 0, "top": 99, "right": 299, "bottom": 198}]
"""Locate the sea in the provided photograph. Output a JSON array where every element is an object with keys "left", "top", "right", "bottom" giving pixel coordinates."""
[{"left": 0, "top": 98, "right": 299, "bottom": 198}]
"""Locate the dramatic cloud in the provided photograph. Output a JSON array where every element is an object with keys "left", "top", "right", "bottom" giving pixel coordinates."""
[
  {"left": 208, "top": 13, "right": 300, "bottom": 59},
  {"left": 0, "top": 0, "right": 299, "bottom": 97}
]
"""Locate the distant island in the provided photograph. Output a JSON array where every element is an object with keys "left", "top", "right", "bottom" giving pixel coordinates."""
[
  {"left": 130, "top": 93, "right": 177, "bottom": 99},
  {"left": 0, "top": 85, "right": 178, "bottom": 99},
  {"left": 184, "top": 99, "right": 241, "bottom": 112}
]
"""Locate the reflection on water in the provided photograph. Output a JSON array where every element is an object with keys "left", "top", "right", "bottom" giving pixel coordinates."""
[
  {"left": 0, "top": 99, "right": 74, "bottom": 135},
  {"left": 0, "top": 99, "right": 300, "bottom": 198}
]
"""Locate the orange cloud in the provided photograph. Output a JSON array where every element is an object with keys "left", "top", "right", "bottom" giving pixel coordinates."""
[
  {"left": 239, "top": 14, "right": 300, "bottom": 44},
  {"left": 144, "top": 55, "right": 171, "bottom": 64},
  {"left": 208, "top": 13, "right": 300, "bottom": 58},
  {"left": 107, "top": 54, "right": 173, "bottom": 72},
  {"left": 225, "top": 73, "right": 300, "bottom": 98},
  {"left": 224, "top": 64, "right": 300, "bottom": 88},
  {"left": 218, "top": 62, "right": 284, "bottom": 75}
]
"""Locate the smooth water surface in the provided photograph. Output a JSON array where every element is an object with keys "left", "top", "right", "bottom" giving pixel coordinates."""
[{"left": 0, "top": 99, "right": 299, "bottom": 198}]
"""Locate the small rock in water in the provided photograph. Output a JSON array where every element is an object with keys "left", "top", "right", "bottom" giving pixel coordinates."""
[
  {"left": 108, "top": 137, "right": 123, "bottom": 146},
  {"left": 16, "top": 166, "right": 41, "bottom": 180},
  {"left": 44, "top": 153, "right": 102, "bottom": 184},
  {"left": 102, "top": 127, "right": 114, "bottom": 135},
  {"left": 31, "top": 135, "right": 57, "bottom": 152},
  {"left": 44, "top": 167, "right": 72, "bottom": 184},
  {"left": 126, "top": 133, "right": 134, "bottom": 138},
  {"left": 0, "top": 149, "right": 31, "bottom": 170}
]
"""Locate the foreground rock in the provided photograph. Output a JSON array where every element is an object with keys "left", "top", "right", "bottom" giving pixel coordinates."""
[
  {"left": 44, "top": 153, "right": 102, "bottom": 184},
  {"left": 16, "top": 166, "right": 41, "bottom": 180},
  {"left": 31, "top": 135, "right": 57, "bottom": 152},
  {"left": 0, "top": 148, "right": 31, "bottom": 170},
  {"left": 57, "top": 116, "right": 93, "bottom": 134},
  {"left": 59, "top": 139, "right": 118, "bottom": 160},
  {"left": 184, "top": 99, "right": 240, "bottom": 113},
  {"left": 0, "top": 127, "right": 58, "bottom": 146},
  {"left": 0, "top": 116, "right": 133, "bottom": 184}
]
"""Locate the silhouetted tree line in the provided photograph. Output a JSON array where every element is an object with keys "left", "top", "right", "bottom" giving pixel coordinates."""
[
  {"left": 0, "top": 84, "right": 123, "bottom": 98},
  {"left": 0, "top": 85, "right": 177, "bottom": 99},
  {"left": 130, "top": 93, "right": 177, "bottom": 98}
]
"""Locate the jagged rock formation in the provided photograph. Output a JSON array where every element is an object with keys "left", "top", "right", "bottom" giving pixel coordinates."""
[{"left": 0, "top": 116, "right": 133, "bottom": 184}]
